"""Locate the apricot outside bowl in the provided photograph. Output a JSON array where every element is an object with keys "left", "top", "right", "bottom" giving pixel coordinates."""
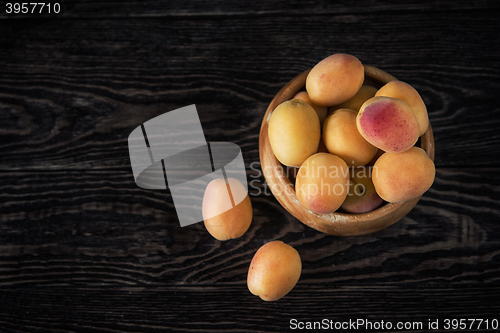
[{"left": 259, "top": 65, "right": 435, "bottom": 236}]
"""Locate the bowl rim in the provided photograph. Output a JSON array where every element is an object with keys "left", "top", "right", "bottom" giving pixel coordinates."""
[{"left": 258, "top": 64, "right": 435, "bottom": 236}]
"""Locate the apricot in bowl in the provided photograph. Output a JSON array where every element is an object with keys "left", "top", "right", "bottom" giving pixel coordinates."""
[{"left": 259, "top": 64, "right": 435, "bottom": 236}]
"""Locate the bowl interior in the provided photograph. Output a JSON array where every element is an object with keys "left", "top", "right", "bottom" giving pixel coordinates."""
[{"left": 259, "top": 65, "right": 435, "bottom": 236}]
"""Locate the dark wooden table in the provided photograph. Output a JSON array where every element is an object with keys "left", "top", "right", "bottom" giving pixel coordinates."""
[{"left": 1, "top": 1, "right": 499, "bottom": 332}]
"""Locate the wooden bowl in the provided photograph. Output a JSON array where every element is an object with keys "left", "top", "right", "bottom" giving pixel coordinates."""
[{"left": 259, "top": 65, "right": 435, "bottom": 236}]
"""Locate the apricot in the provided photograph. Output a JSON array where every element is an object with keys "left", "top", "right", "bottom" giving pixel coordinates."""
[
  {"left": 323, "top": 109, "right": 378, "bottom": 167},
  {"left": 293, "top": 91, "right": 328, "bottom": 125},
  {"left": 295, "top": 153, "right": 350, "bottom": 214},
  {"left": 202, "top": 178, "right": 252, "bottom": 241},
  {"left": 357, "top": 96, "right": 420, "bottom": 153},
  {"left": 306, "top": 53, "right": 364, "bottom": 106},
  {"left": 333, "top": 84, "right": 378, "bottom": 112},
  {"left": 247, "top": 241, "right": 301, "bottom": 301},
  {"left": 376, "top": 81, "right": 429, "bottom": 136},
  {"left": 340, "top": 166, "right": 383, "bottom": 214},
  {"left": 268, "top": 99, "right": 320, "bottom": 167},
  {"left": 372, "top": 147, "right": 435, "bottom": 203}
]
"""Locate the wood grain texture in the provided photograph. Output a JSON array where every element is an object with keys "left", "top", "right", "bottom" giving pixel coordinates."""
[
  {"left": 1, "top": 0, "right": 499, "bottom": 19},
  {"left": 0, "top": 285, "right": 499, "bottom": 332},
  {"left": 0, "top": 168, "right": 498, "bottom": 286},
  {"left": 0, "top": 1, "right": 500, "bottom": 330},
  {"left": 0, "top": 11, "right": 499, "bottom": 170}
]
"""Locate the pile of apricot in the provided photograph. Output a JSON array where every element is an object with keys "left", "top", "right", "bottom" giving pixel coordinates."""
[
  {"left": 201, "top": 53, "right": 435, "bottom": 302},
  {"left": 268, "top": 53, "right": 435, "bottom": 214}
]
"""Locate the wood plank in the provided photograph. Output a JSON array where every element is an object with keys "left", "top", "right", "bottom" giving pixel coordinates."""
[
  {"left": 0, "top": 12, "right": 499, "bottom": 170},
  {"left": 0, "top": 1, "right": 498, "bottom": 330},
  {"left": 1, "top": 0, "right": 499, "bottom": 19},
  {"left": 0, "top": 285, "right": 499, "bottom": 332},
  {"left": 0, "top": 168, "right": 498, "bottom": 286}
]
